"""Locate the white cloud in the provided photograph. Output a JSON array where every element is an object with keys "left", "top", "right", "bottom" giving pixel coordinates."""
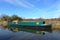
[
  {"left": 53, "top": 10, "right": 60, "bottom": 18},
  {"left": 3, "top": 0, "right": 34, "bottom": 8},
  {"left": 52, "top": 14, "right": 60, "bottom": 18},
  {"left": 48, "top": 9, "right": 60, "bottom": 18}
]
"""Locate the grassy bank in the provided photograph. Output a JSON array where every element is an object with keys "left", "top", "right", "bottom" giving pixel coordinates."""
[
  {"left": 45, "top": 20, "right": 60, "bottom": 29},
  {"left": 0, "top": 21, "right": 8, "bottom": 28}
]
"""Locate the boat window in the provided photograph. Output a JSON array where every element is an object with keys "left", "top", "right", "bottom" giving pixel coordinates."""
[{"left": 36, "top": 22, "right": 39, "bottom": 25}]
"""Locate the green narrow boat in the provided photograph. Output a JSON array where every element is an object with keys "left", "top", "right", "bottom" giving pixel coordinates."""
[{"left": 8, "top": 21, "right": 52, "bottom": 32}]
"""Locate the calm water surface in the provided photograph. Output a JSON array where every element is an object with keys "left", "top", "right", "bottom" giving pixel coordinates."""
[{"left": 0, "top": 26, "right": 60, "bottom": 40}]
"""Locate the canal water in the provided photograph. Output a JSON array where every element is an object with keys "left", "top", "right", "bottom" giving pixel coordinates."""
[{"left": 0, "top": 26, "right": 60, "bottom": 40}]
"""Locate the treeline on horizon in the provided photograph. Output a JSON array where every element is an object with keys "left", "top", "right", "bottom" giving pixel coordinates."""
[
  {"left": 0, "top": 14, "right": 60, "bottom": 21},
  {"left": 0, "top": 15, "right": 23, "bottom": 21}
]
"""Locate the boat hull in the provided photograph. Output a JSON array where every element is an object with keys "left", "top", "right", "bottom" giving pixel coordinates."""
[{"left": 8, "top": 24, "right": 52, "bottom": 31}]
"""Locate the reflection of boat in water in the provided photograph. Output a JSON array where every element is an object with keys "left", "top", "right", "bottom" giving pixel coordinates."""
[{"left": 9, "top": 27, "right": 52, "bottom": 35}]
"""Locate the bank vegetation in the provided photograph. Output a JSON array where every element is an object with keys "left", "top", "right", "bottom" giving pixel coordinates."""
[{"left": 0, "top": 15, "right": 60, "bottom": 29}]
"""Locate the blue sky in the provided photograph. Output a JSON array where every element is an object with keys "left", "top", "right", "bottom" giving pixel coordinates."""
[{"left": 0, "top": 0, "right": 60, "bottom": 19}]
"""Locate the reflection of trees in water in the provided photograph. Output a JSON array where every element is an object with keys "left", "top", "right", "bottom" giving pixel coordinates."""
[
  {"left": 0, "top": 26, "right": 7, "bottom": 30},
  {"left": 54, "top": 28, "right": 60, "bottom": 33}
]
